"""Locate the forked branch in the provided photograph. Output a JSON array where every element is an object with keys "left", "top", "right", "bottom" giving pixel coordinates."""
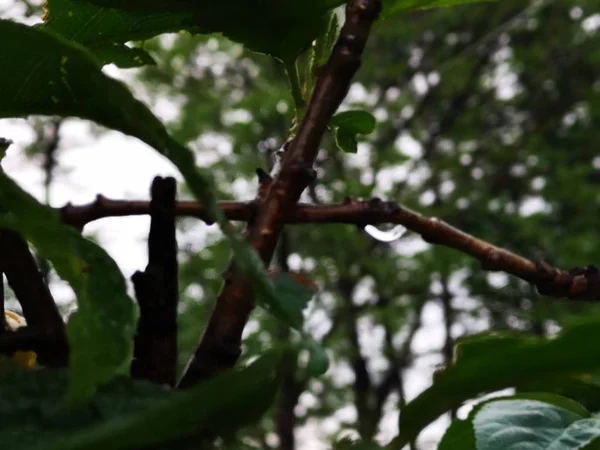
[{"left": 178, "top": 0, "right": 382, "bottom": 386}]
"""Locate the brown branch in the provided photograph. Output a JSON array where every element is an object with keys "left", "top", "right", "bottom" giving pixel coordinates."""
[
  {"left": 131, "top": 177, "right": 179, "bottom": 386},
  {"left": 0, "top": 327, "right": 63, "bottom": 354},
  {"left": 179, "top": 0, "right": 382, "bottom": 387},
  {"left": 0, "top": 230, "right": 67, "bottom": 366},
  {"left": 177, "top": 170, "right": 274, "bottom": 387},
  {"left": 61, "top": 195, "right": 600, "bottom": 301}
]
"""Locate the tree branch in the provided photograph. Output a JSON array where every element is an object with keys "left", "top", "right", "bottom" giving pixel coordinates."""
[
  {"left": 178, "top": 0, "right": 382, "bottom": 387},
  {"left": 0, "top": 327, "right": 63, "bottom": 354},
  {"left": 131, "top": 177, "right": 179, "bottom": 386},
  {"left": 61, "top": 195, "right": 600, "bottom": 301},
  {"left": 0, "top": 230, "right": 67, "bottom": 366}
]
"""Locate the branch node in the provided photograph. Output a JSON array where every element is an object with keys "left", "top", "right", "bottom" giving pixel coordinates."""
[{"left": 480, "top": 247, "right": 503, "bottom": 271}]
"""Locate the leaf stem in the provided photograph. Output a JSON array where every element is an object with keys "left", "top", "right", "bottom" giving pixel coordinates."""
[{"left": 284, "top": 60, "right": 305, "bottom": 126}]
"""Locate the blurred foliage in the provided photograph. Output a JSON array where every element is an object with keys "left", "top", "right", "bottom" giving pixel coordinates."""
[
  {"left": 132, "top": 0, "right": 600, "bottom": 447},
  {"left": 3, "top": 0, "right": 600, "bottom": 447}
]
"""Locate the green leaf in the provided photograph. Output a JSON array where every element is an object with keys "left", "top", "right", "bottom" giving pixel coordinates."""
[
  {"left": 393, "top": 319, "right": 600, "bottom": 447},
  {"left": 53, "top": 350, "right": 282, "bottom": 450},
  {"left": 439, "top": 392, "right": 590, "bottom": 450},
  {"left": 329, "top": 110, "right": 377, "bottom": 153},
  {"left": 0, "top": 172, "right": 137, "bottom": 404},
  {"left": 382, "top": 0, "right": 498, "bottom": 18},
  {"left": 0, "top": 18, "right": 290, "bottom": 385},
  {"left": 473, "top": 399, "right": 600, "bottom": 450},
  {"left": 41, "top": 0, "right": 194, "bottom": 68},
  {"left": 304, "top": 338, "right": 329, "bottom": 377},
  {"left": 91, "top": 44, "right": 156, "bottom": 68},
  {"left": 0, "top": 351, "right": 281, "bottom": 450},
  {"left": 518, "top": 375, "right": 600, "bottom": 414},
  {"left": 257, "top": 272, "right": 317, "bottom": 330},
  {"left": 438, "top": 417, "right": 476, "bottom": 450},
  {"left": 44, "top": 0, "right": 338, "bottom": 64}
]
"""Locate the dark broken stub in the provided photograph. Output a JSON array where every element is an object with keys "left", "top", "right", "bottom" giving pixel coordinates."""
[{"left": 0, "top": 138, "right": 13, "bottom": 153}]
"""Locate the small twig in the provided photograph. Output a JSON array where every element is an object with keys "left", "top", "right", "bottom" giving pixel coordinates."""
[
  {"left": 440, "top": 278, "right": 456, "bottom": 419},
  {"left": 131, "top": 176, "right": 179, "bottom": 386},
  {"left": 0, "top": 230, "right": 67, "bottom": 366}
]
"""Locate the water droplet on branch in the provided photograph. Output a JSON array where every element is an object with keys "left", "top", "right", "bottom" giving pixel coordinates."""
[{"left": 363, "top": 224, "right": 407, "bottom": 242}]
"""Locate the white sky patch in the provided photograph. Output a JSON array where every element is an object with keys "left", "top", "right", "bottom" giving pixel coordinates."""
[
  {"left": 395, "top": 132, "right": 423, "bottom": 159},
  {"left": 583, "top": 13, "right": 600, "bottom": 33},
  {"left": 519, "top": 196, "right": 550, "bottom": 216},
  {"left": 411, "top": 73, "right": 429, "bottom": 96}
]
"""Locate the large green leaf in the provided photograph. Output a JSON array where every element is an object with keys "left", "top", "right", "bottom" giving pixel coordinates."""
[
  {"left": 518, "top": 375, "right": 600, "bottom": 414},
  {"left": 393, "top": 319, "right": 600, "bottom": 447},
  {"left": 44, "top": 0, "right": 339, "bottom": 64},
  {"left": 0, "top": 351, "right": 281, "bottom": 450},
  {"left": 0, "top": 18, "right": 293, "bottom": 385},
  {"left": 473, "top": 399, "right": 600, "bottom": 450},
  {"left": 41, "top": 0, "right": 195, "bottom": 67},
  {"left": 0, "top": 172, "right": 136, "bottom": 403},
  {"left": 439, "top": 393, "right": 594, "bottom": 450}
]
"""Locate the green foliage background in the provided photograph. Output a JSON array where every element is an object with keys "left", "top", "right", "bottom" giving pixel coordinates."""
[{"left": 2, "top": 0, "right": 600, "bottom": 448}]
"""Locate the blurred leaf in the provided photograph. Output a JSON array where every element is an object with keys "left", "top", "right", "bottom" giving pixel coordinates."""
[
  {"left": 91, "top": 44, "right": 156, "bottom": 68},
  {"left": 394, "top": 319, "right": 600, "bottom": 447},
  {"left": 518, "top": 375, "right": 600, "bottom": 414},
  {"left": 382, "top": 0, "right": 498, "bottom": 18},
  {"left": 0, "top": 172, "right": 137, "bottom": 403},
  {"left": 257, "top": 272, "right": 317, "bottom": 330},
  {"left": 41, "top": 0, "right": 197, "bottom": 68},
  {"left": 329, "top": 110, "right": 376, "bottom": 153},
  {"left": 0, "top": 351, "right": 281, "bottom": 450},
  {"left": 438, "top": 416, "right": 476, "bottom": 450},
  {"left": 44, "top": 0, "right": 339, "bottom": 63},
  {"left": 473, "top": 399, "right": 600, "bottom": 450},
  {"left": 304, "top": 338, "right": 329, "bottom": 377},
  {"left": 51, "top": 350, "right": 282, "bottom": 450},
  {"left": 440, "top": 393, "right": 591, "bottom": 450},
  {"left": 0, "top": 366, "right": 171, "bottom": 450}
]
